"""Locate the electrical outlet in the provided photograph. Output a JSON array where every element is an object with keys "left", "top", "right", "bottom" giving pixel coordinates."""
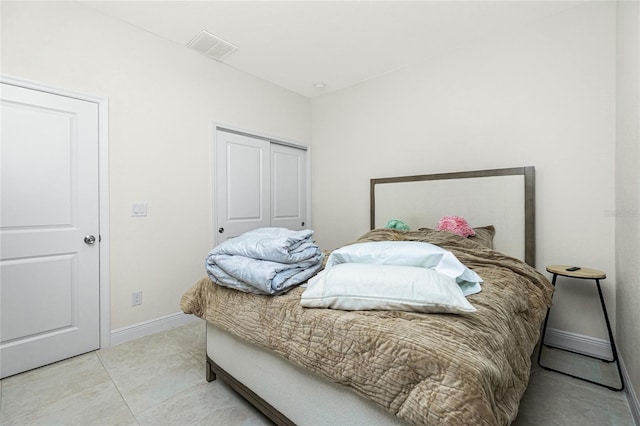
[
  {"left": 131, "top": 202, "right": 148, "bottom": 217},
  {"left": 131, "top": 291, "right": 142, "bottom": 306}
]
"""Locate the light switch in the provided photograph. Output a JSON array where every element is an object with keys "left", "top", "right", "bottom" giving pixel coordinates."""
[{"left": 131, "top": 202, "right": 148, "bottom": 217}]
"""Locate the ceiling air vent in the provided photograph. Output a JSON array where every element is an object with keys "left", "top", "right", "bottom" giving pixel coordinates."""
[{"left": 187, "top": 30, "right": 238, "bottom": 62}]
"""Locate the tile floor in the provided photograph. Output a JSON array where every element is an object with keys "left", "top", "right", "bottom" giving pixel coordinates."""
[
  {"left": 514, "top": 345, "right": 634, "bottom": 426},
  {"left": 0, "top": 320, "right": 635, "bottom": 425}
]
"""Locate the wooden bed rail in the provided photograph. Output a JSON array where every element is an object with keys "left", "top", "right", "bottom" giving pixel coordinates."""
[{"left": 206, "top": 355, "right": 295, "bottom": 426}]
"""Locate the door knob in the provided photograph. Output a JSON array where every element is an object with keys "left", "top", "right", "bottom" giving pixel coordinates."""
[
  {"left": 84, "top": 235, "right": 96, "bottom": 245},
  {"left": 218, "top": 227, "right": 224, "bottom": 234}
]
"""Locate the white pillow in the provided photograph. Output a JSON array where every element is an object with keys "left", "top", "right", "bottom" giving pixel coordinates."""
[
  {"left": 325, "top": 241, "right": 483, "bottom": 296},
  {"left": 300, "top": 263, "right": 476, "bottom": 314}
]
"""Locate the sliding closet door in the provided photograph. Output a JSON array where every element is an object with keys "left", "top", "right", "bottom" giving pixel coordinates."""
[
  {"left": 271, "top": 143, "right": 306, "bottom": 231},
  {"left": 216, "top": 130, "right": 270, "bottom": 244},
  {"left": 215, "top": 128, "right": 307, "bottom": 246}
]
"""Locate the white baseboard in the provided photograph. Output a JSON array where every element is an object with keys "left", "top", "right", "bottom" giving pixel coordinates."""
[
  {"left": 545, "top": 327, "right": 639, "bottom": 425},
  {"left": 620, "top": 355, "right": 640, "bottom": 426},
  {"left": 544, "top": 327, "right": 613, "bottom": 359},
  {"left": 109, "top": 312, "right": 201, "bottom": 347}
]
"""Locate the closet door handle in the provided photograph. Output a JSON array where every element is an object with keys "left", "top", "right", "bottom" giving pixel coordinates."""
[{"left": 218, "top": 227, "right": 224, "bottom": 234}]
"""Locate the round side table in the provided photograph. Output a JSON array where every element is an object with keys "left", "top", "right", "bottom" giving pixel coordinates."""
[{"left": 537, "top": 265, "right": 624, "bottom": 391}]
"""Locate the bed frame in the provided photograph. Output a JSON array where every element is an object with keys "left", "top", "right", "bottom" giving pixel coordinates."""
[
  {"left": 205, "top": 323, "right": 405, "bottom": 425},
  {"left": 206, "top": 356, "right": 294, "bottom": 425},
  {"left": 205, "top": 166, "right": 536, "bottom": 425}
]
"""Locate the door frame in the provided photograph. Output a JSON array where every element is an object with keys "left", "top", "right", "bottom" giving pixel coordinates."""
[
  {"left": 209, "top": 122, "right": 312, "bottom": 248},
  {"left": 1, "top": 75, "right": 111, "bottom": 349}
]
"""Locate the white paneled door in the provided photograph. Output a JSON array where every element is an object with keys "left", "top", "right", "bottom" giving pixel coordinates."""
[
  {"left": 0, "top": 82, "right": 100, "bottom": 378},
  {"left": 216, "top": 130, "right": 271, "bottom": 243},
  {"left": 270, "top": 143, "right": 306, "bottom": 231}
]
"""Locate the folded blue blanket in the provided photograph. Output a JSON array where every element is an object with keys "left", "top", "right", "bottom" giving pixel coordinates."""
[
  {"left": 206, "top": 227, "right": 323, "bottom": 295},
  {"left": 208, "top": 227, "right": 319, "bottom": 264},
  {"left": 207, "top": 255, "right": 323, "bottom": 295}
]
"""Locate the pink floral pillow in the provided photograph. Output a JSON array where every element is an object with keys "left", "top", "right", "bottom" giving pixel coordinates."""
[{"left": 435, "top": 216, "right": 476, "bottom": 238}]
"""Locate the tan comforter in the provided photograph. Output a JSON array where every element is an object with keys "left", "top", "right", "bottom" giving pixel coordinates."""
[{"left": 181, "top": 229, "right": 553, "bottom": 425}]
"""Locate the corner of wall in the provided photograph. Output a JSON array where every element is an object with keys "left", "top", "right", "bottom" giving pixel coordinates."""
[{"left": 615, "top": 0, "right": 640, "bottom": 411}]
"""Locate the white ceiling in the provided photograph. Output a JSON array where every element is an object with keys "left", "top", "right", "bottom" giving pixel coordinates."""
[{"left": 81, "top": 1, "right": 583, "bottom": 98}]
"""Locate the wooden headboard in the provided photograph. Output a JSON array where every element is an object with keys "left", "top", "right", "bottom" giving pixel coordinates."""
[{"left": 370, "top": 167, "right": 535, "bottom": 267}]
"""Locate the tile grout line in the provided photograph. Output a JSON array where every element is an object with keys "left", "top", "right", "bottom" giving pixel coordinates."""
[
  {"left": 1, "top": 353, "right": 117, "bottom": 424},
  {"left": 94, "top": 324, "right": 209, "bottom": 424},
  {"left": 94, "top": 350, "right": 140, "bottom": 425}
]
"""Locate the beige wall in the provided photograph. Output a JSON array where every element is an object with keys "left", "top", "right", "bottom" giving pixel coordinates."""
[
  {"left": 311, "top": 3, "right": 617, "bottom": 341},
  {"left": 0, "top": 1, "right": 311, "bottom": 330},
  {"left": 616, "top": 0, "right": 640, "bottom": 403}
]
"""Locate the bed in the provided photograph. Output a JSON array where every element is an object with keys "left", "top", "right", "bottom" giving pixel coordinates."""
[{"left": 181, "top": 166, "right": 553, "bottom": 425}]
